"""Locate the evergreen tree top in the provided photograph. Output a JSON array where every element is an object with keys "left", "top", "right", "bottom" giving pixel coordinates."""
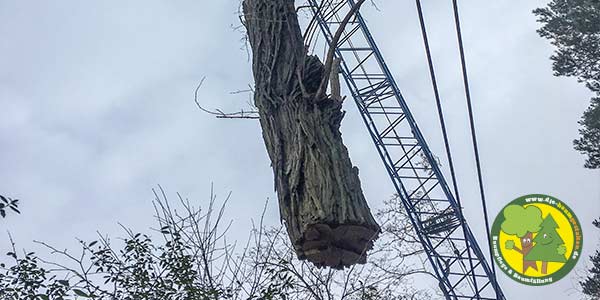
[
  {"left": 532, "top": 213, "right": 565, "bottom": 246},
  {"left": 541, "top": 213, "right": 558, "bottom": 229}
]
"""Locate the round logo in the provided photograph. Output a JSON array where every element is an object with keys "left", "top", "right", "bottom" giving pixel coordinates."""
[{"left": 491, "top": 194, "right": 583, "bottom": 286}]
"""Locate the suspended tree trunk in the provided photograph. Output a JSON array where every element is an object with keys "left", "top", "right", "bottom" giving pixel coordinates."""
[{"left": 242, "top": 0, "right": 380, "bottom": 269}]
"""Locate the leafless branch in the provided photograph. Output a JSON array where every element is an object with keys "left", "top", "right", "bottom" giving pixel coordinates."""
[
  {"left": 193, "top": 76, "right": 260, "bottom": 120},
  {"left": 316, "top": 0, "right": 368, "bottom": 99}
]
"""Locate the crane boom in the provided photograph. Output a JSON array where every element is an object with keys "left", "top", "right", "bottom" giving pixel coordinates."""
[{"left": 306, "top": 1, "right": 505, "bottom": 299}]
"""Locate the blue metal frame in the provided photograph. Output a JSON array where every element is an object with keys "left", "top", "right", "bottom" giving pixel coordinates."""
[{"left": 305, "top": 1, "right": 505, "bottom": 299}]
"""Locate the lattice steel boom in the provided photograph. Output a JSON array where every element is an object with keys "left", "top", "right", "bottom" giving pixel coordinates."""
[{"left": 305, "top": 1, "right": 505, "bottom": 299}]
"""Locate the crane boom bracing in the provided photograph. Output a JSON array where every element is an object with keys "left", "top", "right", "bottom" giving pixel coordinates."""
[{"left": 305, "top": 1, "right": 506, "bottom": 299}]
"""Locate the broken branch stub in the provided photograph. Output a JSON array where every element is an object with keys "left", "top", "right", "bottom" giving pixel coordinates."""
[{"left": 242, "top": 0, "right": 380, "bottom": 269}]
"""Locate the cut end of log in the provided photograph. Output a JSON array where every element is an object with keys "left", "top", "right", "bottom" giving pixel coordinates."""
[{"left": 295, "top": 223, "right": 379, "bottom": 269}]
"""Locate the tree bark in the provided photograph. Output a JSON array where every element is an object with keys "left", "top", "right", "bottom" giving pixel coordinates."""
[{"left": 242, "top": 0, "right": 380, "bottom": 269}]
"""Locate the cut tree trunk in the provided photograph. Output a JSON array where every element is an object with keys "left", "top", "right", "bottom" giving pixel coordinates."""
[{"left": 242, "top": 0, "right": 380, "bottom": 269}]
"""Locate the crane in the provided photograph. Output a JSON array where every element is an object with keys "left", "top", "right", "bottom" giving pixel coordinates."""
[{"left": 303, "top": 1, "right": 505, "bottom": 299}]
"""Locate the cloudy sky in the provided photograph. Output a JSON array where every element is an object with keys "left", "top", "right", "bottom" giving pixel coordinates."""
[{"left": 0, "top": 0, "right": 598, "bottom": 299}]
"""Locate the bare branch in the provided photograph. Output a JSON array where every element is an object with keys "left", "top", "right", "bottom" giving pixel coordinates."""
[
  {"left": 193, "top": 76, "right": 259, "bottom": 119},
  {"left": 316, "top": 0, "right": 367, "bottom": 99}
]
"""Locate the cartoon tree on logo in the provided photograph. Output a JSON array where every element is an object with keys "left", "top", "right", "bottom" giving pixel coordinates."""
[
  {"left": 501, "top": 204, "right": 543, "bottom": 273},
  {"left": 525, "top": 213, "right": 567, "bottom": 274}
]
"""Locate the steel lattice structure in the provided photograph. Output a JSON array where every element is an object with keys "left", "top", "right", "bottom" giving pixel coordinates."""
[{"left": 304, "top": 1, "right": 506, "bottom": 299}]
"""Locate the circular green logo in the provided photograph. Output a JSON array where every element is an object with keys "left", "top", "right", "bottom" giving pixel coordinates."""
[{"left": 491, "top": 194, "right": 583, "bottom": 286}]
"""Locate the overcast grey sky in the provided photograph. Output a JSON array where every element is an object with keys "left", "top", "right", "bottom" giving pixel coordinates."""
[{"left": 0, "top": 0, "right": 598, "bottom": 299}]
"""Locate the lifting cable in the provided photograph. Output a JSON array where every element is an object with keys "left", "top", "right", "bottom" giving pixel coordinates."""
[
  {"left": 414, "top": 0, "right": 462, "bottom": 214},
  {"left": 415, "top": 0, "right": 479, "bottom": 293},
  {"left": 450, "top": 0, "right": 497, "bottom": 279}
]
